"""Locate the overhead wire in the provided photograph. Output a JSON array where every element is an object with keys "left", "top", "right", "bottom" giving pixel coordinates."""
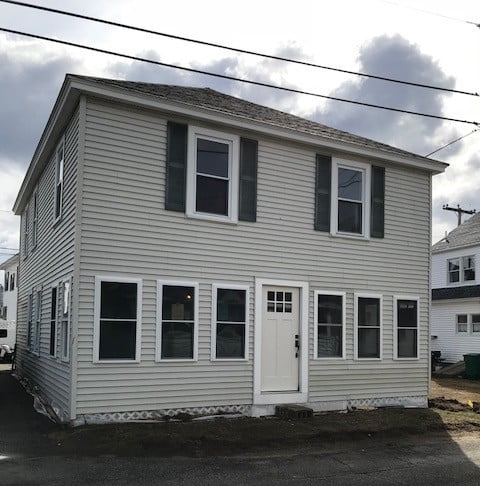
[
  {"left": 0, "top": 0, "right": 478, "bottom": 97},
  {"left": 425, "top": 129, "right": 479, "bottom": 157},
  {"left": 1, "top": 27, "right": 479, "bottom": 128}
]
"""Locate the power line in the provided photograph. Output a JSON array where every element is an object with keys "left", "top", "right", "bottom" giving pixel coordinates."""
[
  {"left": 425, "top": 129, "right": 479, "bottom": 157},
  {"left": 376, "top": 0, "right": 480, "bottom": 27},
  {"left": 2, "top": 27, "right": 480, "bottom": 128},
  {"left": 1, "top": 0, "right": 478, "bottom": 98}
]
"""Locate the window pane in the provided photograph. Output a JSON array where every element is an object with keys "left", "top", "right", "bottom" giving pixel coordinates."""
[
  {"left": 196, "top": 175, "right": 228, "bottom": 215},
  {"left": 267, "top": 291, "right": 274, "bottom": 301},
  {"left": 338, "top": 200, "right": 362, "bottom": 234},
  {"left": 0, "top": 330, "right": 7, "bottom": 338},
  {"left": 285, "top": 293, "right": 292, "bottom": 302},
  {"left": 398, "top": 329, "right": 417, "bottom": 358},
  {"left": 162, "top": 286, "right": 194, "bottom": 320},
  {"left": 50, "top": 287, "right": 57, "bottom": 320},
  {"left": 473, "top": 323, "right": 480, "bottom": 333},
  {"left": 457, "top": 323, "right": 468, "bottom": 333},
  {"left": 318, "top": 325, "right": 342, "bottom": 357},
  {"left": 99, "top": 320, "right": 136, "bottom": 360},
  {"left": 216, "top": 323, "right": 245, "bottom": 359},
  {"left": 457, "top": 314, "right": 468, "bottom": 324},
  {"left": 318, "top": 295, "right": 342, "bottom": 324},
  {"left": 267, "top": 302, "right": 275, "bottom": 312},
  {"left": 472, "top": 314, "right": 480, "bottom": 324},
  {"left": 449, "top": 259, "right": 460, "bottom": 272},
  {"left": 49, "top": 321, "right": 56, "bottom": 356},
  {"left": 285, "top": 303, "right": 292, "bottom": 313},
  {"left": 463, "top": 256, "right": 474, "bottom": 269},
  {"left": 358, "top": 298, "right": 380, "bottom": 327},
  {"left": 197, "top": 138, "right": 229, "bottom": 177},
  {"left": 161, "top": 322, "right": 194, "bottom": 359},
  {"left": 464, "top": 269, "right": 475, "bottom": 281},
  {"left": 62, "top": 281, "right": 70, "bottom": 317},
  {"left": 449, "top": 271, "right": 460, "bottom": 283},
  {"left": 217, "top": 289, "right": 246, "bottom": 322},
  {"left": 100, "top": 282, "right": 137, "bottom": 319},
  {"left": 338, "top": 168, "right": 362, "bottom": 201},
  {"left": 276, "top": 302, "right": 283, "bottom": 312},
  {"left": 397, "top": 300, "right": 417, "bottom": 328},
  {"left": 358, "top": 328, "right": 380, "bottom": 358}
]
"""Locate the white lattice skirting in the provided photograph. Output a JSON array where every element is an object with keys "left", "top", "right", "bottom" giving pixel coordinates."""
[
  {"left": 347, "top": 396, "right": 428, "bottom": 409},
  {"left": 75, "top": 404, "right": 252, "bottom": 426}
]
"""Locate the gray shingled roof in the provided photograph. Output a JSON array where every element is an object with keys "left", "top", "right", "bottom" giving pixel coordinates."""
[
  {"left": 432, "top": 284, "right": 480, "bottom": 300},
  {"left": 432, "top": 212, "right": 480, "bottom": 253},
  {"left": 72, "top": 75, "right": 442, "bottom": 165}
]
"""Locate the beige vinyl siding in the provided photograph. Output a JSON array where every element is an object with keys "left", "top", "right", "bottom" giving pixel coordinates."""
[
  {"left": 15, "top": 107, "right": 79, "bottom": 421},
  {"left": 73, "top": 98, "right": 431, "bottom": 415}
]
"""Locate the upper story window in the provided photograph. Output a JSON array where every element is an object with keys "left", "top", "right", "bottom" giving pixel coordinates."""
[
  {"left": 10, "top": 272, "right": 15, "bottom": 291},
  {"left": 330, "top": 159, "right": 371, "bottom": 238},
  {"left": 4, "top": 272, "right": 8, "bottom": 292},
  {"left": 24, "top": 204, "right": 29, "bottom": 257},
  {"left": 448, "top": 255, "right": 475, "bottom": 284},
  {"left": 186, "top": 127, "right": 239, "bottom": 223},
  {"left": 32, "top": 189, "right": 38, "bottom": 248},
  {"left": 54, "top": 141, "right": 64, "bottom": 221}
]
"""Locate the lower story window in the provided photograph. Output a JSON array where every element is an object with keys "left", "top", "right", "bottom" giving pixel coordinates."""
[
  {"left": 356, "top": 295, "right": 381, "bottom": 359},
  {"left": 158, "top": 282, "right": 198, "bottom": 361},
  {"left": 315, "top": 292, "right": 344, "bottom": 358},
  {"left": 395, "top": 297, "right": 418, "bottom": 359},
  {"left": 95, "top": 277, "right": 142, "bottom": 362},
  {"left": 213, "top": 285, "right": 248, "bottom": 360},
  {"left": 60, "top": 280, "right": 71, "bottom": 361},
  {"left": 472, "top": 314, "right": 480, "bottom": 333},
  {"left": 456, "top": 314, "right": 468, "bottom": 333},
  {"left": 49, "top": 286, "right": 57, "bottom": 357}
]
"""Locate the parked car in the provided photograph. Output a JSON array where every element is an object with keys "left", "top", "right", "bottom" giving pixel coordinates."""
[{"left": 0, "top": 319, "right": 16, "bottom": 362}]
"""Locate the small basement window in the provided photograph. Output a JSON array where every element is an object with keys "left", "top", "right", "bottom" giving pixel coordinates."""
[
  {"left": 456, "top": 314, "right": 468, "bottom": 333},
  {"left": 0, "top": 329, "right": 7, "bottom": 338},
  {"left": 95, "top": 277, "right": 142, "bottom": 362}
]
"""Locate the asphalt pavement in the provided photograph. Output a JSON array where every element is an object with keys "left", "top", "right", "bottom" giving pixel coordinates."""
[{"left": 1, "top": 365, "right": 480, "bottom": 485}]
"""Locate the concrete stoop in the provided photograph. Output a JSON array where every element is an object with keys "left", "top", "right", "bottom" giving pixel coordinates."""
[{"left": 275, "top": 404, "right": 313, "bottom": 419}]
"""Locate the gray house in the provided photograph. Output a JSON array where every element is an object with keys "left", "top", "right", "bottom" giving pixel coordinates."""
[{"left": 13, "top": 74, "right": 446, "bottom": 424}]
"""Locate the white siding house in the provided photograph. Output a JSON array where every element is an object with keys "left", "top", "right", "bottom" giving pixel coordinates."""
[
  {"left": 0, "top": 254, "right": 19, "bottom": 355},
  {"left": 431, "top": 214, "right": 480, "bottom": 363},
  {"left": 13, "top": 75, "right": 446, "bottom": 424}
]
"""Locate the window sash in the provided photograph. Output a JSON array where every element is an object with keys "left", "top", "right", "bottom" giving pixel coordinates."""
[
  {"left": 355, "top": 295, "right": 381, "bottom": 359},
  {"left": 54, "top": 143, "right": 64, "bottom": 220},
  {"left": 157, "top": 281, "right": 198, "bottom": 362},
  {"left": 448, "top": 256, "right": 475, "bottom": 284},
  {"left": 315, "top": 292, "right": 345, "bottom": 359},
  {"left": 95, "top": 277, "right": 141, "bottom": 362}
]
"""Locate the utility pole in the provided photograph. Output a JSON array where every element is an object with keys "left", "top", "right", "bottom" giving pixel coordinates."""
[{"left": 442, "top": 204, "right": 476, "bottom": 226}]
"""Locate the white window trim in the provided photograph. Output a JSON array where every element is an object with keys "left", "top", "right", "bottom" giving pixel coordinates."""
[
  {"left": 393, "top": 295, "right": 420, "bottom": 360},
  {"left": 93, "top": 275, "right": 143, "bottom": 364},
  {"left": 211, "top": 283, "right": 249, "bottom": 361},
  {"left": 330, "top": 158, "right": 371, "bottom": 239},
  {"left": 313, "top": 290, "right": 346, "bottom": 360},
  {"left": 53, "top": 137, "right": 65, "bottom": 225},
  {"left": 186, "top": 126, "right": 239, "bottom": 224},
  {"left": 31, "top": 188, "right": 38, "bottom": 250},
  {"left": 31, "top": 288, "right": 42, "bottom": 357},
  {"left": 455, "top": 313, "right": 469, "bottom": 335},
  {"left": 59, "top": 277, "right": 72, "bottom": 363},
  {"left": 48, "top": 283, "right": 59, "bottom": 360},
  {"left": 23, "top": 203, "right": 30, "bottom": 258},
  {"left": 156, "top": 279, "right": 199, "bottom": 363},
  {"left": 447, "top": 256, "right": 476, "bottom": 286},
  {"left": 354, "top": 292, "right": 383, "bottom": 360}
]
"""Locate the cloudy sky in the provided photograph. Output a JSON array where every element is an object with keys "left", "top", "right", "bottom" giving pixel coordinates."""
[{"left": 1, "top": 0, "right": 480, "bottom": 266}]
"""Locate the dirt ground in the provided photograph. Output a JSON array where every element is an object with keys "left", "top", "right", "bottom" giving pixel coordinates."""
[{"left": 430, "top": 377, "right": 480, "bottom": 403}]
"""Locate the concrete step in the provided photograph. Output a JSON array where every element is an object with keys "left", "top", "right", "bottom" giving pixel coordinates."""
[{"left": 275, "top": 404, "right": 313, "bottom": 419}]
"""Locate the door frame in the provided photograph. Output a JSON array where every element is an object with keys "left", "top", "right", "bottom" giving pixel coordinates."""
[{"left": 254, "top": 278, "right": 309, "bottom": 405}]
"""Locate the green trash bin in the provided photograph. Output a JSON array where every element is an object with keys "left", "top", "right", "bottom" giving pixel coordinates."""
[{"left": 464, "top": 353, "right": 480, "bottom": 380}]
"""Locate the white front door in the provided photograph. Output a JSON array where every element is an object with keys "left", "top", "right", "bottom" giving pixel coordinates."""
[{"left": 261, "top": 286, "right": 300, "bottom": 392}]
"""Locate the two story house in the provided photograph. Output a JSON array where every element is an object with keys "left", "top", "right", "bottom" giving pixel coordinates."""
[
  {"left": 1, "top": 253, "right": 19, "bottom": 323},
  {"left": 13, "top": 74, "right": 446, "bottom": 424},
  {"left": 431, "top": 214, "right": 480, "bottom": 363}
]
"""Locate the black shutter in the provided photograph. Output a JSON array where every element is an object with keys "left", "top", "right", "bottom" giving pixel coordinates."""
[
  {"left": 371, "top": 166, "right": 385, "bottom": 238},
  {"left": 239, "top": 138, "right": 258, "bottom": 222},
  {"left": 314, "top": 154, "right": 331, "bottom": 232},
  {"left": 165, "top": 122, "right": 187, "bottom": 212}
]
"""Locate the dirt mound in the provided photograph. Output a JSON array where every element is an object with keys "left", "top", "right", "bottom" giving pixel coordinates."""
[{"left": 429, "top": 397, "right": 480, "bottom": 413}]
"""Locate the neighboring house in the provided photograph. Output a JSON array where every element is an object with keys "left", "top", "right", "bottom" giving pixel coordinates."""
[
  {"left": 0, "top": 253, "right": 19, "bottom": 323},
  {"left": 431, "top": 214, "right": 480, "bottom": 363},
  {"left": 12, "top": 74, "right": 446, "bottom": 424}
]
